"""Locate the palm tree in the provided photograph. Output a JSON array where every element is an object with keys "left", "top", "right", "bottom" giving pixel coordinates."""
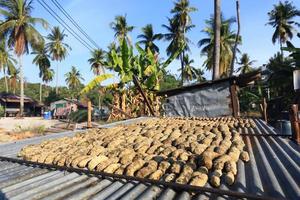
[
  {"left": 180, "top": 54, "right": 198, "bottom": 82},
  {"left": 267, "top": 1, "right": 300, "bottom": 55},
  {"left": 88, "top": 48, "right": 107, "bottom": 110},
  {"left": 0, "top": 39, "right": 16, "bottom": 93},
  {"left": 42, "top": 68, "right": 54, "bottom": 85},
  {"left": 137, "top": 24, "right": 162, "bottom": 53},
  {"left": 9, "top": 69, "right": 19, "bottom": 94},
  {"left": 198, "top": 16, "right": 240, "bottom": 77},
  {"left": 0, "top": 0, "right": 48, "bottom": 116},
  {"left": 236, "top": 53, "right": 256, "bottom": 74},
  {"left": 46, "top": 26, "right": 71, "bottom": 94},
  {"left": 65, "top": 66, "right": 84, "bottom": 90},
  {"left": 195, "top": 68, "right": 206, "bottom": 82},
  {"left": 32, "top": 44, "right": 51, "bottom": 102},
  {"left": 88, "top": 49, "right": 106, "bottom": 75},
  {"left": 162, "top": 18, "right": 193, "bottom": 84},
  {"left": 213, "top": 0, "right": 221, "bottom": 80},
  {"left": 110, "top": 15, "right": 134, "bottom": 43},
  {"left": 169, "top": 0, "right": 197, "bottom": 85}
]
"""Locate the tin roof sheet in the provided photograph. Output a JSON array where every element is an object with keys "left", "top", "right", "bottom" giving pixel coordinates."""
[{"left": 0, "top": 118, "right": 299, "bottom": 200}]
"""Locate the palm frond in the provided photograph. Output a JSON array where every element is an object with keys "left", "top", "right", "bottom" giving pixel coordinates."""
[{"left": 80, "top": 74, "right": 114, "bottom": 95}]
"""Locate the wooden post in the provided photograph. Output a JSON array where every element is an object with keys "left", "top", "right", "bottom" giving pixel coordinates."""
[
  {"left": 230, "top": 83, "right": 239, "bottom": 118},
  {"left": 290, "top": 104, "right": 300, "bottom": 144},
  {"left": 87, "top": 100, "right": 92, "bottom": 128},
  {"left": 261, "top": 98, "right": 268, "bottom": 123},
  {"left": 132, "top": 75, "right": 156, "bottom": 117}
]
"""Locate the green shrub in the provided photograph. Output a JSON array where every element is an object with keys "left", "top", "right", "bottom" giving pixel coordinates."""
[
  {"left": 69, "top": 110, "right": 88, "bottom": 123},
  {"left": 0, "top": 105, "right": 4, "bottom": 117}
]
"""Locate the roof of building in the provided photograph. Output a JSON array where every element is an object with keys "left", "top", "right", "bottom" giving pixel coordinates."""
[
  {"left": 0, "top": 118, "right": 299, "bottom": 200},
  {"left": 0, "top": 92, "right": 34, "bottom": 103},
  {"left": 157, "top": 70, "right": 262, "bottom": 97}
]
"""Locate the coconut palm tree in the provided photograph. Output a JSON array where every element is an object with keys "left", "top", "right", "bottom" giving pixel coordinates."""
[
  {"left": 46, "top": 26, "right": 71, "bottom": 94},
  {"left": 137, "top": 24, "right": 162, "bottom": 53},
  {"left": 0, "top": 0, "right": 48, "bottom": 116},
  {"left": 32, "top": 44, "right": 51, "bottom": 102},
  {"left": 162, "top": 18, "right": 193, "bottom": 85},
  {"left": 65, "top": 66, "right": 84, "bottom": 90},
  {"left": 88, "top": 49, "right": 106, "bottom": 75},
  {"left": 88, "top": 48, "right": 107, "bottom": 109},
  {"left": 110, "top": 15, "right": 134, "bottom": 43},
  {"left": 198, "top": 15, "right": 240, "bottom": 77},
  {"left": 170, "top": 0, "right": 197, "bottom": 85},
  {"left": 195, "top": 68, "right": 206, "bottom": 82},
  {"left": 236, "top": 53, "right": 256, "bottom": 74},
  {"left": 9, "top": 69, "right": 19, "bottom": 94},
  {"left": 0, "top": 39, "right": 16, "bottom": 93},
  {"left": 179, "top": 54, "right": 198, "bottom": 82},
  {"left": 267, "top": 1, "right": 300, "bottom": 55},
  {"left": 42, "top": 68, "right": 54, "bottom": 85}
]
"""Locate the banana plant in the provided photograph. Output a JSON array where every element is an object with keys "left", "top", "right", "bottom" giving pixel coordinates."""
[
  {"left": 135, "top": 42, "right": 184, "bottom": 91},
  {"left": 283, "top": 39, "right": 300, "bottom": 67},
  {"left": 108, "top": 38, "right": 135, "bottom": 84}
]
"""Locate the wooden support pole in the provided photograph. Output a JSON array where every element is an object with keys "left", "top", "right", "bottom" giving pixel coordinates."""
[
  {"left": 132, "top": 75, "right": 156, "bottom": 117},
  {"left": 87, "top": 100, "right": 92, "bottom": 128},
  {"left": 260, "top": 98, "right": 268, "bottom": 123},
  {"left": 290, "top": 104, "right": 300, "bottom": 144},
  {"left": 230, "top": 83, "right": 239, "bottom": 118}
]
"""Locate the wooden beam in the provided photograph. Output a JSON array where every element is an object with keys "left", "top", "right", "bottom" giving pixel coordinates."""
[
  {"left": 290, "top": 104, "right": 300, "bottom": 144},
  {"left": 132, "top": 75, "right": 156, "bottom": 117},
  {"left": 87, "top": 100, "right": 92, "bottom": 128},
  {"left": 230, "top": 83, "right": 239, "bottom": 118}
]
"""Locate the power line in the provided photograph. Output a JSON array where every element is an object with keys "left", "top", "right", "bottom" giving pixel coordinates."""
[
  {"left": 39, "top": 0, "right": 94, "bottom": 51},
  {"left": 37, "top": 0, "right": 94, "bottom": 52},
  {"left": 51, "top": 0, "right": 100, "bottom": 49}
]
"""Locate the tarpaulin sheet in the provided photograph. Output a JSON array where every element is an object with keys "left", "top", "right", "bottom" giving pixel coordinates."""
[{"left": 162, "top": 81, "right": 232, "bottom": 117}]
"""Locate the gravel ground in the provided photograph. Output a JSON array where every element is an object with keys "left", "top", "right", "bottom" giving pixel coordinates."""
[
  {"left": 0, "top": 117, "right": 59, "bottom": 131},
  {"left": 0, "top": 117, "right": 59, "bottom": 143}
]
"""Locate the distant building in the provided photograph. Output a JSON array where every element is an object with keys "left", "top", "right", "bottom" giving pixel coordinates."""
[
  {"left": 0, "top": 92, "right": 43, "bottom": 117},
  {"left": 50, "top": 98, "right": 88, "bottom": 119}
]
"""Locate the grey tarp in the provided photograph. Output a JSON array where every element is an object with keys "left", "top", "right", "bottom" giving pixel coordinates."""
[{"left": 163, "top": 81, "right": 232, "bottom": 117}]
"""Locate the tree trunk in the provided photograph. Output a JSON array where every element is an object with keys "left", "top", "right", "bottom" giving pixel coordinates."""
[
  {"left": 230, "top": 0, "right": 240, "bottom": 76},
  {"left": 121, "top": 90, "right": 126, "bottom": 117},
  {"left": 280, "top": 40, "right": 283, "bottom": 57},
  {"left": 56, "top": 62, "right": 59, "bottom": 94},
  {"left": 3, "top": 70, "right": 8, "bottom": 93},
  {"left": 19, "top": 56, "right": 24, "bottom": 117},
  {"left": 98, "top": 93, "right": 101, "bottom": 110},
  {"left": 181, "top": 51, "right": 185, "bottom": 86},
  {"left": 39, "top": 82, "right": 42, "bottom": 102},
  {"left": 213, "top": 0, "right": 221, "bottom": 80}
]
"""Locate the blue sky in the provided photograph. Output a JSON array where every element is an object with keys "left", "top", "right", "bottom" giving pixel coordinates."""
[{"left": 21, "top": 0, "right": 300, "bottom": 87}]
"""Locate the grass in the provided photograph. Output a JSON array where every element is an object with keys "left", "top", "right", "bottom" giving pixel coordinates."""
[{"left": 13, "top": 125, "right": 47, "bottom": 135}]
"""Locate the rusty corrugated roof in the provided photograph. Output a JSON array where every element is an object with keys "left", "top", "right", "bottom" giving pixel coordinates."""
[{"left": 0, "top": 118, "right": 299, "bottom": 200}]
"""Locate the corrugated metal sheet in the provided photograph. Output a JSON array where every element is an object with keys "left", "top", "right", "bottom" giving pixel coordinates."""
[
  {"left": 0, "top": 118, "right": 299, "bottom": 200},
  {"left": 163, "top": 81, "right": 232, "bottom": 118}
]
